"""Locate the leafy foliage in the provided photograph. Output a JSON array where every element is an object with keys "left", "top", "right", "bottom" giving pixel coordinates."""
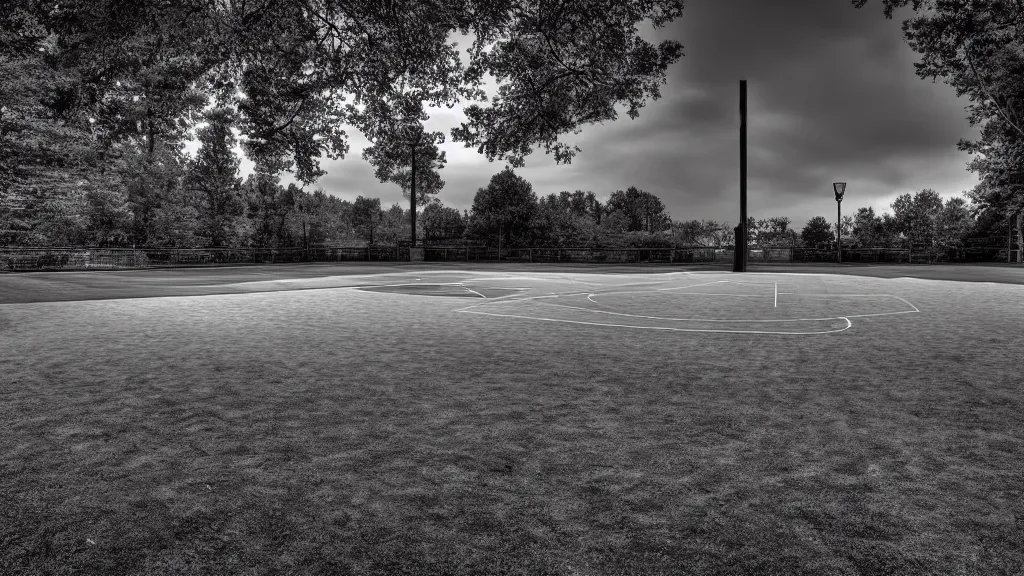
[
  {"left": 17, "top": 0, "right": 686, "bottom": 184},
  {"left": 605, "top": 186, "right": 671, "bottom": 232},
  {"left": 856, "top": 0, "right": 1023, "bottom": 258},
  {"left": 670, "top": 220, "right": 731, "bottom": 247},
  {"left": 421, "top": 202, "right": 466, "bottom": 244},
  {"left": 934, "top": 196, "right": 975, "bottom": 252},
  {"left": 185, "top": 107, "right": 245, "bottom": 247},
  {"left": 892, "top": 188, "right": 944, "bottom": 246},
  {"left": 469, "top": 167, "right": 538, "bottom": 248},
  {"left": 854, "top": 0, "right": 1023, "bottom": 137},
  {"left": 351, "top": 195, "right": 383, "bottom": 245},
  {"left": 801, "top": 216, "right": 834, "bottom": 249},
  {"left": 376, "top": 203, "right": 411, "bottom": 246},
  {"left": 244, "top": 171, "right": 297, "bottom": 248}
]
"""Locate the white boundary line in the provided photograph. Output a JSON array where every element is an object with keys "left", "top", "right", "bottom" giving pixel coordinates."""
[
  {"left": 454, "top": 309, "right": 853, "bottom": 335},
  {"left": 449, "top": 280, "right": 918, "bottom": 335},
  {"left": 532, "top": 297, "right": 915, "bottom": 323},
  {"left": 459, "top": 285, "right": 488, "bottom": 299},
  {"left": 352, "top": 274, "right": 919, "bottom": 336}
]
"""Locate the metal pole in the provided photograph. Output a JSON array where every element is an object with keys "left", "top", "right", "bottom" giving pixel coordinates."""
[
  {"left": 837, "top": 200, "right": 842, "bottom": 264},
  {"left": 1010, "top": 213, "right": 1013, "bottom": 264},
  {"left": 734, "top": 80, "right": 747, "bottom": 273},
  {"left": 740, "top": 80, "right": 747, "bottom": 271}
]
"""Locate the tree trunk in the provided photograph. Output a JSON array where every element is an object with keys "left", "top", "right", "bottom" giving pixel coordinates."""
[
  {"left": 410, "top": 144, "right": 417, "bottom": 248},
  {"left": 1017, "top": 211, "right": 1023, "bottom": 264}
]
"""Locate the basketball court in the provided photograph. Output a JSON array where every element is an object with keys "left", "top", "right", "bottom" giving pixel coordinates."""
[{"left": 2, "top": 263, "right": 1023, "bottom": 575}]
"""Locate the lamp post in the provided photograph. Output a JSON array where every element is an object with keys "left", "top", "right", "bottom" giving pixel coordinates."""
[{"left": 833, "top": 182, "right": 846, "bottom": 264}]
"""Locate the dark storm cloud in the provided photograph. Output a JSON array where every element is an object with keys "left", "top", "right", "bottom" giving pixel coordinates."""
[{"left": 296, "top": 0, "right": 982, "bottom": 228}]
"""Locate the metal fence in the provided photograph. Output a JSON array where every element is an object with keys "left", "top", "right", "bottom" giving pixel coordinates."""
[{"left": 0, "top": 245, "right": 1020, "bottom": 272}]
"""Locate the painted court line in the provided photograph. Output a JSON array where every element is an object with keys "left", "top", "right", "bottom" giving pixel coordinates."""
[
  {"left": 452, "top": 292, "right": 591, "bottom": 313},
  {"left": 451, "top": 284, "right": 918, "bottom": 334},
  {"left": 455, "top": 309, "right": 853, "bottom": 335},
  {"left": 536, "top": 299, "right": 858, "bottom": 324},
  {"left": 459, "top": 285, "right": 487, "bottom": 299}
]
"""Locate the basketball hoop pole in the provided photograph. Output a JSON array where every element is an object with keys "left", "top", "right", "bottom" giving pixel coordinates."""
[
  {"left": 734, "top": 80, "right": 747, "bottom": 273},
  {"left": 833, "top": 182, "right": 846, "bottom": 264},
  {"left": 837, "top": 199, "right": 841, "bottom": 264}
]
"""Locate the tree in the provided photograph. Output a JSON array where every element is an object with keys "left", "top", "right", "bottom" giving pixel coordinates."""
[
  {"left": 671, "top": 219, "right": 728, "bottom": 247},
  {"left": 23, "top": 0, "right": 685, "bottom": 181},
  {"left": 85, "top": 183, "right": 132, "bottom": 247},
  {"left": 801, "top": 216, "right": 834, "bottom": 249},
  {"left": 0, "top": 26, "right": 106, "bottom": 245},
  {"left": 244, "top": 168, "right": 296, "bottom": 248},
  {"left": 852, "top": 206, "right": 880, "bottom": 247},
  {"left": 185, "top": 107, "right": 244, "bottom": 248},
  {"left": 877, "top": 212, "right": 904, "bottom": 247},
  {"left": 532, "top": 193, "right": 598, "bottom": 247},
  {"left": 357, "top": 100, "right": 447, "bottom": 248},
  {"left": 934, "top": 196, "right": 976, "bottom": 256},
  {"left": 892, "top": 189, "right": 944, "bottom": 248},
  {"left": 149, "top": 178, "right": 204, "bottom": 248},
  {"left": 600, "top": 209, "right": 631, "bottom": 235},
  {"left": 755, "top": 216, "right": 792, "bottom": 247},
  {"left": 855, "top": 0, "right": 1024, "bottom": 255},
  {"left": 421, "top": 202, "right": 466, "bottom": 245},
  {"left": 963, "top": 129, "right": 1024, "bottom": 260},
  {"left": 377, "top": 203, "right": 409, "bottom": 246},
  {"left": 351, "top": 196, "right": 383, "bottom": 246},
  {"left": 605, "top": 186, "right": 670, "bottom": 232},
  {"left": 854, "top": 0, "right": 1024, "bottom": 137},
  {"left": 389, "top": 164, "right": 446, "bottom": 208},
  {"left": 839, "top": 215, "right": 855, "bottom": 245},
  {"left": 469, "top": 167, "right": 538, "bottom": 249}
]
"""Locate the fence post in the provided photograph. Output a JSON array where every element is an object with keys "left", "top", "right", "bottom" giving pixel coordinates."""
[
  {"left": 530, "top": 248, "right": 533, "bottom": 263},
  {"left": 367, "top": 246, "right": 370, "bottom": 262}
]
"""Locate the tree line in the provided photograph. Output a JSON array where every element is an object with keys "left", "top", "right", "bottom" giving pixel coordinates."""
[
  {"left": 0, "top": 87, "right": 1012, "bottom": 251},
  {"left": 1, "top": 0, "right": 1020, "bottom": 258},
  {"left": 2, "top": 103, "right": 1003, "bottom": 254}
]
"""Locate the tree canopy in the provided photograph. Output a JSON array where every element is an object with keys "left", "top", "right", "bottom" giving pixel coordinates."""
[
  {"left": 9, "top": 0, "right": 685, "bottom": 186},
  {"left": 854, "top": 0, "right": 1023, "bottom": 251},
  {"left": 470, "top": 167, "right": 538, "bottom": 248}
]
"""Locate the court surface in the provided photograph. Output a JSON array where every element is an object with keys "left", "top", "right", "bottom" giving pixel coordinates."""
[{"left": 1, "top": 264, "right": 1022, "bottom": 574}]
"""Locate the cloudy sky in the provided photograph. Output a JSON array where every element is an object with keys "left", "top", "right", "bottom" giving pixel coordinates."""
[{"left": 198, "top": 0, "right": 983, "bottom": 228}]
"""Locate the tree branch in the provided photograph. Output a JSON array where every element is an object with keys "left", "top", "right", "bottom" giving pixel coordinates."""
[{"left": 962, "top": 27, "right": 1024, "bottom": 138}]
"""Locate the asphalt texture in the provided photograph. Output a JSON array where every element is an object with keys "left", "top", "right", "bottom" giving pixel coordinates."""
[{"left": 1, "top": 261, "right": 1023, "bottom": 304}]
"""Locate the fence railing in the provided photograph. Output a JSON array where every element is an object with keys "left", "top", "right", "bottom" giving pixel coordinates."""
[{"left": 0, "top": 245, "right": 1020, "bottom": 272}]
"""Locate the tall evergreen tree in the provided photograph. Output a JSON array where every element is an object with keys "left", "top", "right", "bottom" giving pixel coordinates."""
[{"left": 185, "top": 108, "right": 244, "bottom": 247}]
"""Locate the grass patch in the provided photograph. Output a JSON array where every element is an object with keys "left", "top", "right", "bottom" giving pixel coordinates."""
[{"left": 1, "top": 270, "right": 1023, "bottom": 575}]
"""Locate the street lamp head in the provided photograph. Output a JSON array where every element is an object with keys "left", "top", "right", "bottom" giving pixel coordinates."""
[{"left": 833, "top": 182, "right": 846, "bottom": 202}]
